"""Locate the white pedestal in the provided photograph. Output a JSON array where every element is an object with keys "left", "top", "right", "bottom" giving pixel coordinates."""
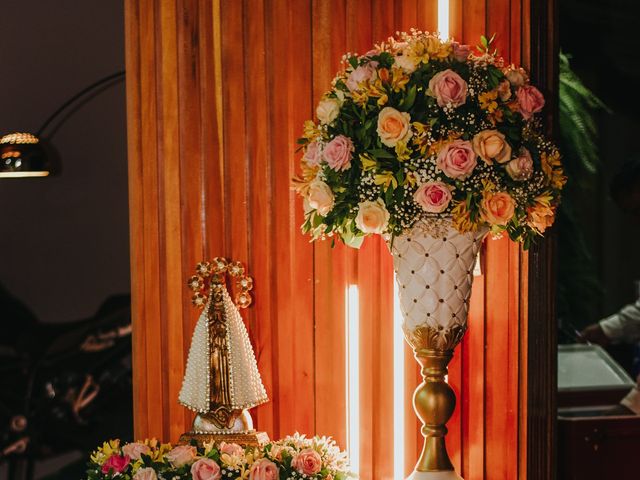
[{"left": 407, "top": 470, "right": 463, "bottom": 480}]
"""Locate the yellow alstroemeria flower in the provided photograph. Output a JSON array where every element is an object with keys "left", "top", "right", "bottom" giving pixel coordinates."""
[
  {"left": 395, "top": 140, "right": 411, "bottom": 162},
  {"left": 390, "top": 67, "right": 410, "bottom": 92},
  {"left": 540, "top": 150, "right": 566, "bottom": 189},
  {"left": 478, "top": 90, "right": 499, "bottom": 113},
  {"left": 360, "top": 153, "right": 377, "bottom": 171},
  {"left": 451, "top": 200, "right": 478, "bottom": 233},
  {"left": 407, "top": 39, "right": 430, "bottom": 65},
  {"left": 404, "top": 171, "right": 418, "bottom": 188},
  {"left": 425, "top": 36, "right": 452, "bottom": 60},
  {"left": 302, "top": 120, "right": 322, "bottom": 141},
  {"left": 91, "top": 439, "right": 121, "bottom": 465},
  {"left": 374, "top": 171, "right": 398, "bottom": 189},
  {"left": 292, "top": 164, "right": 320, "bottom": 196},
  {"left": 351, "top": 89, "right": 369, "bottom": 107}
]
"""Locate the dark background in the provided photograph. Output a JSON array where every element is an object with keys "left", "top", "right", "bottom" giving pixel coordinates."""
[
  {"left": 0, "top": 0, "right": 129, "bottom": 325},
  {"left": 559, "top": 0, "right": 640, "bottom": 325}
]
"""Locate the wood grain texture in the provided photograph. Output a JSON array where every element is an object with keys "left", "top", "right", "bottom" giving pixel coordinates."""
[{"left": 125, "top": 1, "right": 557, "bottom": 477}]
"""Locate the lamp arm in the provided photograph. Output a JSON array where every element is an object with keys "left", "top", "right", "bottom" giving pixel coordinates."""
[{"left": 35, "top": 70, "right": 125, "bottom": 138}]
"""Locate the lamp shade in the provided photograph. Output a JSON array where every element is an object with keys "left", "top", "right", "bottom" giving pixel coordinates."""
[{"left": 0, "top": 132, "right": 52, "bottom": 178}]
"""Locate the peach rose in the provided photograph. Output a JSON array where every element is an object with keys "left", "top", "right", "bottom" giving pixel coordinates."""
[
  {"left": 346, "top": 62, "right": 378, "bottom": 91},
  {"left": 303, "top": 142, "right": 323, "bottom": 167},
  {"left": 376, "top": 107, "right": 412, "bottom": 147},
  {"left": 190, "top": 458, "right": 222, "bottom": 480},
  {"left": 504, "top": 65, "right": 528, "bottom": 87},
  {"left": 166, "top": 445, "right": 197, "bottom": 467},
  {"left": 101, "top": 454, "right": 130, "bottom": 475},
  {"left": 428, "top": 69, "right": 468, "bottom": 107},
  {"left": 480, "top": 191, "right": 516, "bottom": 226},
  {"left": 355, "top": 199, "right": 390, "bottom": 234},
  {"left": 472, "top": 130, "right": 512, "bottom": 164},
  {"left": 292, "top": 448, "right": 322, "bottom": 475},
  {"left": 133, "top": 467, "right": 157, "bottom": 480},
  {"left": 413, "top": 181, "right": 452, "bottom": 213},
  {"left": 123, "top": 442, "right": 151, "bottom": 461},
  {"left": 249, "top": 458, "right": 279, "bottom": 480},
  {"left": 307, "top": 179, "right": 334, "bottom": 216},
  {"left": 516, "top": 85, "right": 545, "bottom": 120},
  {"left": 506, "top": 148, "right": 534, "bottom": 181},
  {"left": 316, "top": 98, "right": 341, "bottom": 125},
  {"left": 451, "top": 42, "right": 471, "bottom": 62},
  {"left": 436, "top": 139, "right": 477, "bottom": 180},
  {"left": 323, "top": 135, "right": 354, "bottom": 171}
]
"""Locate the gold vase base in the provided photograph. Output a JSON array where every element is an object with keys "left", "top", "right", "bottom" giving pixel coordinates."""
[
  {"left": 407, "top": 470, "right": 463, "bottom": 480},
  {"left": 179, "top": 430, "right": 270, "bottom": 448}
]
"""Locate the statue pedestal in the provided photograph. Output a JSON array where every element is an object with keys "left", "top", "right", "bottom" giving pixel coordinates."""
[
  {"left": 407, "top": 471, "right": 463, "bottom": 480},
  {"left": 179, "top": 430, "right": 270, "bottom": 448}
]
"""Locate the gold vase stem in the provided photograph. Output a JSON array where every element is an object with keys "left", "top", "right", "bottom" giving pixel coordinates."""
[{"left": 413, "top": 348, "right": 456, "bottom": 472}]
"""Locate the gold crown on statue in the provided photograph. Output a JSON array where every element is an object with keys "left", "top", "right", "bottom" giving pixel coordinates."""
[{"left": 187, "top": 257, "right": 254, "bottom": 309}]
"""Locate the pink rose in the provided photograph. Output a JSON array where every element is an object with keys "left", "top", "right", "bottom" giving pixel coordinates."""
[
  {"left": 123, "top": 442, "right": 151, "bottom": 461},
  {"left": 506, "top": 148, "right": 534, "bottom": 181},
  {"left": 504, "top": 65, "right": 528, "bottom": 87},
  {"left": 516, "top": 85, "right": 545, "bottom": 120},
  {"left": 292, "top": 448, "right": 323, "bottom": 475},
  {"left": 323, "top": 135, "right": 354, "bottom": 171},
  {"left": 346, "top": 61, "right": 378, "bottom": 91},
  {"left": 451, "top": 42, "right": 471, "bottom": 62},
  {"left": 219, "top": 442, "right": 244, "bottom": 457},
  {"left": 480, "top": 191, "right": 516, "bottom": 226},
  {"left": 413, "top": 182, "right": 452, "bottom": 213},
  {"left": 429, "top": 69, "right": 468, "bottom": 107},
  {"left": 303, "top": 142, "right": 323, "bottom": 166},
  {"left": 436, "top": 140, "right": 477, "bottom": 180},
  {"left": 133, "top": 467, "right": 158, "bottom": 480},
  {"left": 497, "top": 80, "right": 512, "bottom": 101},
  {"left": 101, "top": 454, "right": 130, "bottom": 475},
  {"left": 166, "top": 445, "right": 197, "bottom": 467},
  {"left": 376, "top": 107, "right": 412, "bottom": 147},
  {"left": 190, "top": 458, "right": 222, "bottom": 480},
  {"left": 249, "top": 458, "right": 279, "bottom": 480}
]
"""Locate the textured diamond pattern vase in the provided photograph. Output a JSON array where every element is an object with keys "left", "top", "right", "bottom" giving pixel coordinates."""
[{"left": 390, "top": 220, "right": 488, "bottom": 480}]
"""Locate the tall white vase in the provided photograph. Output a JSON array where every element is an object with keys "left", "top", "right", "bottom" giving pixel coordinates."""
[{"left": 390, "top": 220, "right": 487, "bottom": 480}]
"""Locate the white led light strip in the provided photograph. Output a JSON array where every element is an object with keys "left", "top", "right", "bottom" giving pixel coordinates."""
[
  {"left": 345, "top": 285, "right": 360, "bottom": 475},
  {"left": 438, "top": 0, "right": 450, "bottom": 40}
]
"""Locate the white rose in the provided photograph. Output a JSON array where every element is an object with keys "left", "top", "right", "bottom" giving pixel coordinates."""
[
  {"left": 307, "top": 180, "right": 334, "bottom": 216},
  {"left": 355, "top": 199, "right": 390, "bottom": 234},
  {"left": 316, "top": 98, "right": 341, "bottom": 125},
  {"left": 376, "top": 107, "right": 412, "bottom": 147},
  {"left": 133, "top": 467, "right": 157, "bottom": 480}
]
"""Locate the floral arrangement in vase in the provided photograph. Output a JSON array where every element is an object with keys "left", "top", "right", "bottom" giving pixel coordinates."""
[
  {"left": 86, "top": 434, "right": 351, "bottom": 480},
  {"left": 294, "top": 30, "right": 565, "bottom": 249}
]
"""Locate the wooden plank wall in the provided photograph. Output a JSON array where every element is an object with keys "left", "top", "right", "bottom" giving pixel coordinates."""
[{"left": 125, "top": 1, "right": 546, "bottom": 478}]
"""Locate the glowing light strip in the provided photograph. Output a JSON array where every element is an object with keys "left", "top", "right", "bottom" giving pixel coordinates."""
[
  {"left": 438, "top": 0, "right": 450, "bottom": 40},
  {"left": 345, "top": 285, "right": 360, "bottom": 475},
  {"left": 393, "top": 275, "right": 406, "bottom": 479}
]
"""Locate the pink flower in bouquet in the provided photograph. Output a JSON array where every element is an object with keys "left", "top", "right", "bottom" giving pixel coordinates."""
[
  {"left": 472, "top": 130, "right": 512, "bottom": 164},
  {"left": 497, "top": 79, "right": 512, "bottom": 101},
  {"left": 101, "top": 454, "right": 130, "bottom": 475},
  {"left": 323, "top": 135, "right": 354, "bottom": 171},
  {"left": 451, "top": 41, "right": 471, "bottom": 62},
  {"left": 346, "top": 61, "right": 378, "bottom": 92},
  {"left": 249, "top": 458, "right": 279, "bottom": 480},
  {"left": 166, "top": 445, "right": 197, "bottom": 467},
  {"left": 414, "top": 181, "right": 452, "bottom": 213},
  {"left": 191, "top": 458, "right": 222, "bottom": 480},
  {"left": 133, "top": 467, "right": 158, "bottom": 480},
  {"left": 436, "top": 140, "right": 477, "bottom": 180},
  {"left": 219, "top": 442, "right": 244, "bottom": 457},
  {"left": 268, "top": 444, "right": 286, "bottom": 461},
  {"left": 292, "top": 448, "right": 323, "bottom": 475},
  {"left": 355, "top": 199, "right": 390, "bottom": 234},
  {"left": 428, "top": 69, "right": 468, "bottom": 107},
  {"left": 316, "top": 98, "right": 341, "bottom": 125},
  {"left": 516, "top": 85, "right": 545, "bottom": 120},
  {"left": 480, "top": 191, "right": 516, "bottom": 226},
  {"left": 376, "top": 107, "right": 412, "bottom": 147},
  {"left": 506, "top": 148, "right": 534, "bottom": 181},
  {"left": 303, "top": 142, "right": 323, "bottom": 166},
  {"left": 527, "top": 203, "right": 556, "bottom": 234},
  {"left": 123, "top": 442, "right": 151, "bottom": 460},
  {"left": 504, "top": 65, "right": 528, "bottom": 87},
  {"left": 394, "top": 52, "right": 417, "bottom": 73}
]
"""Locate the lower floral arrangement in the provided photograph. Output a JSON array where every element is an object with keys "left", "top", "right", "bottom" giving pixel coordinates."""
[{"left": 86, "top": 433, "right": 352, "bottom": 480}]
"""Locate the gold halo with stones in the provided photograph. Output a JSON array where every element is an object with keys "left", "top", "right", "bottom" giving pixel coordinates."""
[{"left": 187, "top": 257, "right": 254, "bottom": 309}]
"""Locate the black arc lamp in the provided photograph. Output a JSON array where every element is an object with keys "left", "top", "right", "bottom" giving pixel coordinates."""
[{"left": 0, "top": 70, "right": 125, "bottom": 179}]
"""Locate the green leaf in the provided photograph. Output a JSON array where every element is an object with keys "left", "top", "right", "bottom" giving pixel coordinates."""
[
  {"left": 400, "top": 85, "right": 417, "bottom": 110},
  {"left": 368, "top": 148, "right": 396, "bottom": 159}
]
